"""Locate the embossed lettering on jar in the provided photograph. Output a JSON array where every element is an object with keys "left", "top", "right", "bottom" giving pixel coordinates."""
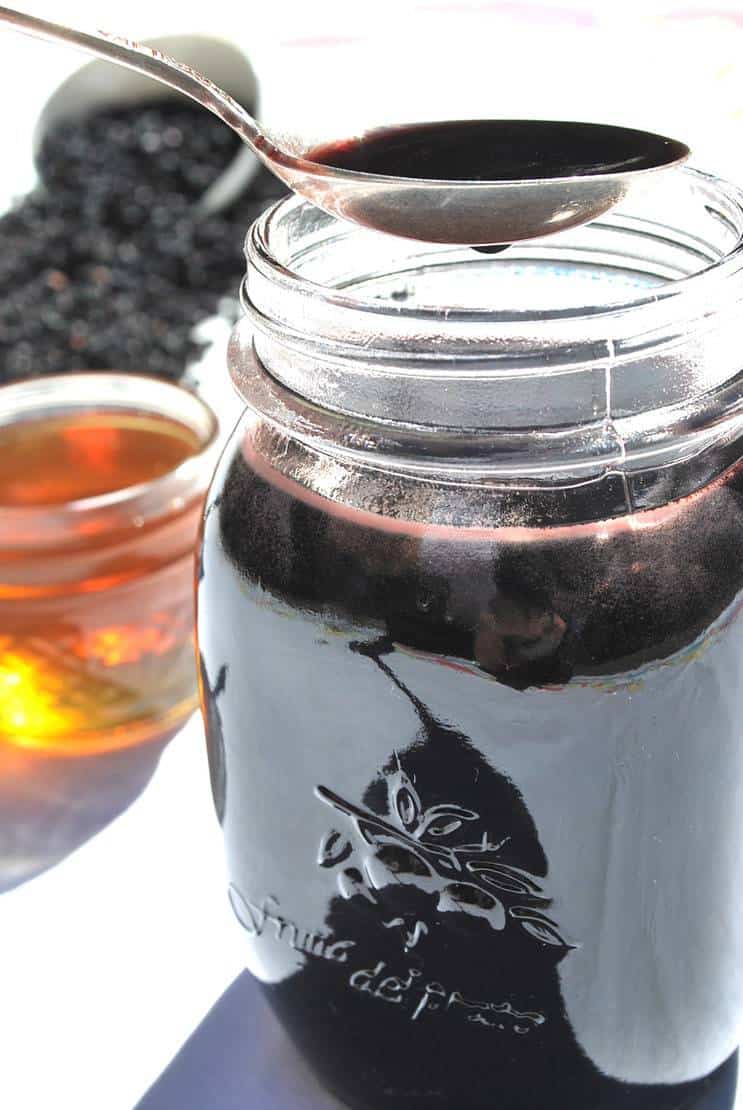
[{"left": 197, "top": 168, "right": 743, "bottom": 1110}]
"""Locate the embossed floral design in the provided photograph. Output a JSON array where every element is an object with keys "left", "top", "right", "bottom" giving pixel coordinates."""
[{"left": 316, "top": 757, "right": 575, "bottom": 951}]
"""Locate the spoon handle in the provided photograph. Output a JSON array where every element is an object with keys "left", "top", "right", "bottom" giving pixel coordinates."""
[{"left": 0, "top": 5, "right": 276, "bottom": 159}]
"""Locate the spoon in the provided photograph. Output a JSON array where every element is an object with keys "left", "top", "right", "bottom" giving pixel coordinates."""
[{"left": 0, "top": 5, "right": 690, "bottom": 246}]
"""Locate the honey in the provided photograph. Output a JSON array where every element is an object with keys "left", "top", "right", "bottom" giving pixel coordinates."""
[
  {"left": 0, "top": 375, "right": 216, "bottom": 755},
  {"left": 0, "top": 410, "right": 201, "bottom": 506}
]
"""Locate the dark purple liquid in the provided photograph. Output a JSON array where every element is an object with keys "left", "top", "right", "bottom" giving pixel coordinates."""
[
  {"left": 307, "top": 120, "right": 687, "bottom": 182},
  {"left": 199, "top": 430, "right": 743, "bottom": 1110},
  {"left": 214, "top": 442, "right": 743, "bottom": 688}
]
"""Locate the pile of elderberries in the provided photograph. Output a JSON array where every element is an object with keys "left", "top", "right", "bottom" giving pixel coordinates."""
[{"left": 0, "top": 101, "right": 287, "bottom": 382}]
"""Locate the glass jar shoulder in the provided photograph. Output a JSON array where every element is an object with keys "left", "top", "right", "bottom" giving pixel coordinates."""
[{"left": 203, "top": 414, "right": 743, "bottom": 689}]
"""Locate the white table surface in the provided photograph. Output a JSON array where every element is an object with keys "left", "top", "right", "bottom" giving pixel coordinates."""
[
  {"left": 0, "top": 719, "right": 247, "bottom": 1110},
  {"left": 3, "top": 3, "right": 743, "bottom": 1107}
]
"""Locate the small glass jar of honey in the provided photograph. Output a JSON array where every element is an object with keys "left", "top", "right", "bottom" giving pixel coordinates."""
[{"left": 0, "top": 372, "right": 217, "bottom": 754}]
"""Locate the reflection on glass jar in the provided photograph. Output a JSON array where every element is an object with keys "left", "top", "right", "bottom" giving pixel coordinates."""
[{"left": 198, "top": 169, "right": 743, "bottom": 1110}]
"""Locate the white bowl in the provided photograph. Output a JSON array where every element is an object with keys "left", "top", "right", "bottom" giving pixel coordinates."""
[{"left": 33, "top": 33, "right": 260, "bottom": 214}]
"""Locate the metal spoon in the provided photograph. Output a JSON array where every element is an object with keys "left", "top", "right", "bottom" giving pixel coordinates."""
[{"left": 0, "top": 5, "right": 690, "bottom": 246}]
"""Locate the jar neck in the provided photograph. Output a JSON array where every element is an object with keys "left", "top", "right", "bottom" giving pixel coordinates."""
[{"left": 232, "top": 169, "right": 743, "bottom": 489}]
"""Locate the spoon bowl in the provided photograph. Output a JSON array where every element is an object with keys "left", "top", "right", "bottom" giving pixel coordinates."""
[
  {"left": 282, "top": 119, "right": 689, "bottom": 244},
  {"left": 0, "top": 5, "right": 690, "bottom": 245}
]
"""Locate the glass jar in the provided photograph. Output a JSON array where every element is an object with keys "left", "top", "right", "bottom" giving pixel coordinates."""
[
  {"left": 197, "top": 167, "right": 743, "bottom": 1110},
  {"left": 0, "top": 373, "right": 217, "bottom": 754}
]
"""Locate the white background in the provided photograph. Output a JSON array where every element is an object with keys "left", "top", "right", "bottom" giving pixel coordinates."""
[
  {"left": 3, "top": 1, "right": 743, "bottom": 196},
  {"left": 2, "top": 2, "right": 743, "bottom": 1108}
]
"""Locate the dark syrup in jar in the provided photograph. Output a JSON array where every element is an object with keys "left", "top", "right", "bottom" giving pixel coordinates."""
[{"left": 199, "top": 425, "right": 743, "bottom": 1110}]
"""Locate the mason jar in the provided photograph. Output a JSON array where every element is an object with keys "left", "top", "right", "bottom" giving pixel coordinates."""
[{"left": 197, "top": 167, "right": 743, "bottom": 1109}]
